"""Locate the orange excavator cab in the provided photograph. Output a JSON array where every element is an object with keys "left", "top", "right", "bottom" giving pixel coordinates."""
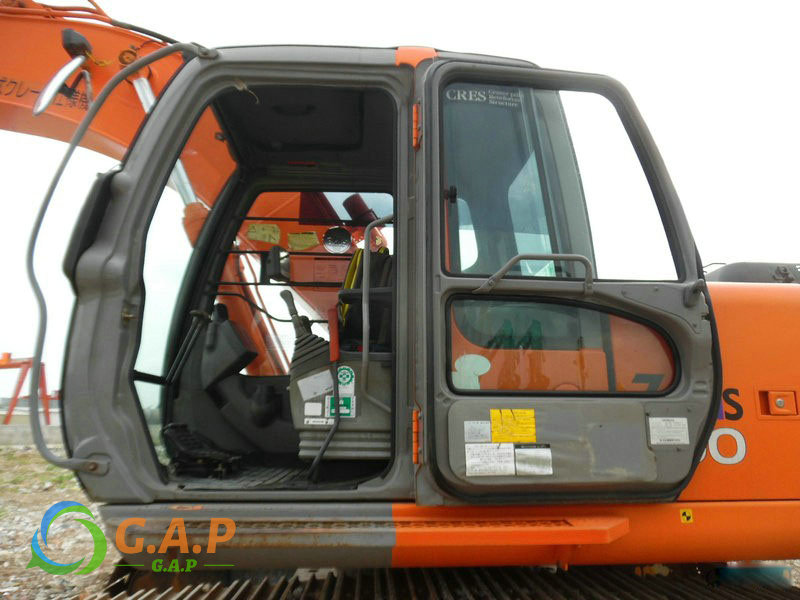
[{"left": 3, "top": 3, "right": 800, "bottom": 592}]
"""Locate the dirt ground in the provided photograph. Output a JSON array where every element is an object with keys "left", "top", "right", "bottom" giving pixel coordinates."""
[
  {"left": 0, "top": 447, "right": 118, "bottom": 599},
  {"left": 0, "top": 447, "right": 798, "bottom": 599}
]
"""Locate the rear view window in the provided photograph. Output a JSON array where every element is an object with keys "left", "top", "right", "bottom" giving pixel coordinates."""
[{"left": 449, "top": 298, "right": 675, "bottom": 394}]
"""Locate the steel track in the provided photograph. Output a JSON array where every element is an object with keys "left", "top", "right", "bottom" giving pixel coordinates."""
[{"left": 75, "top": 565, "right": 800, "bottom": 600}]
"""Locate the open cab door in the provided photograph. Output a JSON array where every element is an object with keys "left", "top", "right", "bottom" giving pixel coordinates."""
[
  {"left": 59, "top": 46, "right": 415, "bottom": 503},
  {"left": 418, "top": 62, "right": 721, "bottom": 503}
]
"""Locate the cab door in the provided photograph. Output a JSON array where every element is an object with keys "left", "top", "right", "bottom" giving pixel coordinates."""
[{"left": 419, "top": 62, "right": 720, "bottom": 502}]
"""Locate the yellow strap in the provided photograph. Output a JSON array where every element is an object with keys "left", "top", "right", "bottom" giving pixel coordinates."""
[
  {"left": 343, "top": 248, "right": 363, "bottom": 289},
  {"left": 85, "top": 51, "right": 112, "bottom": 67},
  {"left": 340, "top": 249, "right": 363, "bottom": 321}
]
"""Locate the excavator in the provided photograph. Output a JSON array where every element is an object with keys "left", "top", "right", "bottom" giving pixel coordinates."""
[{"left": 2, "top": 2, "right": 800, "bottom": 598}]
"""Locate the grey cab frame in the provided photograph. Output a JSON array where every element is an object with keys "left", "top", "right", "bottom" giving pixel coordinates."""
[
  {"left": 416, "top": 61, "right": 722, "bottom": 503},
  {"left": 61, "top": 46, "right": 417, "bottom": 503},
  {"left": 62, "top": 46, "right": 722, "bottom": 508}
]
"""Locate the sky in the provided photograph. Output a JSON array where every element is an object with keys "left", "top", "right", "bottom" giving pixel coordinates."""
[{"left": 1, "top": 0, "right": 799, "bottom": 398}]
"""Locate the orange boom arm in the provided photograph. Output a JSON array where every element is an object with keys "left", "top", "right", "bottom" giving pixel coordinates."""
[
  {"left": 0, "top": 3, "right": 289, "bottom": 374},
  {"left": 0, "top": 2, "right": 182, "bottom": 159}
]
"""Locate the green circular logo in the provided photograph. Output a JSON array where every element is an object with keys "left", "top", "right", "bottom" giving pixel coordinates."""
[
  {"left": 28, "top": 501, "right": 107, "bottom": 575},
  {"left": 337, "top": 366, "right": 355, "bottom": 386}
]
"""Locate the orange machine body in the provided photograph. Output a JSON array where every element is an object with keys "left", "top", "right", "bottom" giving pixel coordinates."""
[
  {"left": 0, "top": 3, "right": 176, "bottom": 160},
  {"left": 2, "top": 4, "right": 799, "bottom": 567},
  {"left": 391, "top": 281, "right": 800, "bottom": 565}
]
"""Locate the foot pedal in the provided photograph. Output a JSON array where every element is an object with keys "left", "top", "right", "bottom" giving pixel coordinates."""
[{"left": 162, "top": 423, "right": 242, "bottom": 478}]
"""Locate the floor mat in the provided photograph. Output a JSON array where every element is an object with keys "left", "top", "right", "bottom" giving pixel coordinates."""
[{"left": 175, "top": 464, "right": 310, "bottom": 490}]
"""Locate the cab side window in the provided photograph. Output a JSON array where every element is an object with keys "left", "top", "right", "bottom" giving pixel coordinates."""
[{"left": 443, "top": 83, "right": 678, "bottom": 282}]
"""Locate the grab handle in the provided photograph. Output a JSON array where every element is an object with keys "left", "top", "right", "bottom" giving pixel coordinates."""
[{"left": 473, "top": 253, "right": 594, "bottom": 295}]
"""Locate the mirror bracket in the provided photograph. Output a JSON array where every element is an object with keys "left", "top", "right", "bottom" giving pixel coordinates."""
[{"left": 260, "top": 246, "right": 290, "bottom": 283}]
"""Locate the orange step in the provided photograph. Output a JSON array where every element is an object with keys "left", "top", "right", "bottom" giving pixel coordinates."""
[{"left": 393, "top": 515, "right": 629, "bottom": 547}]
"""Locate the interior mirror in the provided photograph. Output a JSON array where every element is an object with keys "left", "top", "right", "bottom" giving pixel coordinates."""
[
  {"left": 322, "top": 226, "right": 352, "bottom": 254},
  {"left": 260, "top": 246, "right": 289, "bottom": 283}
]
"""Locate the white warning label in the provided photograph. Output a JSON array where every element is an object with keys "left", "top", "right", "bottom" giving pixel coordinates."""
[
  {"left": 464, "top": 420, "right": 491, "bottom": 443},
  {"left": 304, "top": 402, "right": 322, "bottom": 417},
  {"left": 304, "top": 417, "right": 334, "bottom": 426},
  {"left": 515, "top": 444, "right": 553, "bottom": 476},
  {"left": 465, "top": 443, "right": 515, "bottom": 477},
  {"left": 648, "top": 417, "right": 690, "bottom": 445},
  {"left": 297, "top": 370, "right": 333, "bottom": 400}
]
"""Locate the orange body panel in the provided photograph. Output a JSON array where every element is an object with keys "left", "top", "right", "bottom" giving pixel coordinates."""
[
  {"left": 391, "top": 501, "right": 800, "bottom": 566},
  {"left": 403, "top": 282, "right": 800, "bottom": 566},
  {"left": 680, "top": 282, "right": 800, "bottom": 501}
]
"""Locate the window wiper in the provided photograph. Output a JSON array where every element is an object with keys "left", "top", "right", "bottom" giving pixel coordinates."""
[{"left": 473, "top": 253, "right": 594, "bottom": 295}]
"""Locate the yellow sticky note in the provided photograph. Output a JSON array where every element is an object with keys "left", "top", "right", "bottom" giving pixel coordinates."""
[
  {"left": 288, "top": 231, "right": 319, "bottom": 251},
  {"left": 490, "top": 408, "right": 536, "bottom": 443},
  {"left": 246, "top": 223, "right": 281, "bottom": 244}
]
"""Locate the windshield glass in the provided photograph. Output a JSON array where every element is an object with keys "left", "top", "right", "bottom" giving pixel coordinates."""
[{"left": 442, "top": 82, "right": 677, "bottom": 281}]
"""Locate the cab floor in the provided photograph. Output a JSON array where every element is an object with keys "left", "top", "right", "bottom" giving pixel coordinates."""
[{"left": 174, "top": 464, "right": 309, "bottom": 490}]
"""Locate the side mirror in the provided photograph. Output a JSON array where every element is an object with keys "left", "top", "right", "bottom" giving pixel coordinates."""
[
  {"left": 33, "top": 56, "right": 87, "bottom": 116},
  {"left": 33, "top": 29, "right": 94, "bottom": 116}
]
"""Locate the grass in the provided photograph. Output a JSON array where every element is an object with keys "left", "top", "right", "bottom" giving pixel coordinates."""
[{"left": 0, "top": 447, "right": 81, "bottom": 492}]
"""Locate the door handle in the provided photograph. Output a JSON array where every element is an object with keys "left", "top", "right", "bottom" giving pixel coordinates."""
[{"left": 473, "top": 253, "right": 594, "bottom": 295}]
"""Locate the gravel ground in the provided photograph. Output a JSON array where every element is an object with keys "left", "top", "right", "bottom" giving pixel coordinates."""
[
  {"left": 0, "top": 447, "right": 118, "bottom": 599},
  {"left": 0, "top": 447, "right": 798, "bottom": 598}
]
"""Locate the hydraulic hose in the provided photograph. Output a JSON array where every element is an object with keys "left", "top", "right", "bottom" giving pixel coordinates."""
[{"left": 27, "top": 41, "right": 213, "bottom": 473}]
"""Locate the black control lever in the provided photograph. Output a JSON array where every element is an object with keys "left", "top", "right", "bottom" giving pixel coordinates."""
[{"left": 280, "top": 290, "right": 312, "bottom": 337}]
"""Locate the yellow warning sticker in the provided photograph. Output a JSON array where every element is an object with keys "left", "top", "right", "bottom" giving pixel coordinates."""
[
  {"left": 679, "top": 508, "right": 694, "bottom": 524},
  {"left": 490, "top": 408, "right": 536, "bottom": 443},
  {"left": 246, "top": 223, "right": 281, "bottom": 244},
  {"left": 288, "top": 231, "right": 319, "bottom": 251}
]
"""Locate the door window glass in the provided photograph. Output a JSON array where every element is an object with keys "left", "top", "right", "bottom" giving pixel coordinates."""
[
  {"left": 453, "top": 197, "right": 478, "bottom": 271},
  {"left": 134, "top": 105, "right": 235, "bottom": 454},
  {"left": 442, "top": 83, "right": 678, "bottom": 281},
  {"left": 450, "top": 298, "right": 675, "bottom": 393}
]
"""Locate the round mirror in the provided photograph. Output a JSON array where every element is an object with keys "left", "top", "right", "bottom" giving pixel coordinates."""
[{"left": 322, "top": 226, "right": 352, "bottom": 254}]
